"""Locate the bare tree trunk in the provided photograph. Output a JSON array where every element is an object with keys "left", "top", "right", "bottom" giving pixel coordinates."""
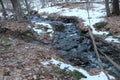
[
  {"left": 40, "top": 0, "right": 45, "bottom": 8},
  {"left": 11, "top": 0, "right": 24, "bottom": 21},
  {"left": 112, "top": 0, "right": 120, "bottom": 15},
  {"left": 0, "top": 0, "right": 7, "bottom": 19},
  {"left": 65, "top": 0, "right": 69, "bottom": 4},
  {"left": 25, "top": 0, "right": 33, "bottom": 27},
  {"left": 53, "top": 0, "right": 57, "bottom": 5},
  {"left": 88, "top": 27, "right": 110, "bottom": 80},
  {"left": 105, "top": 0, "right": 111, "bottom": 16}
]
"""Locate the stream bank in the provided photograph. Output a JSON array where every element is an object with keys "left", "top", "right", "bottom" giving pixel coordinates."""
[
  {"left": 0, "top": 16, "right": 120, "bottom": 79},
  {"left": 30, "top": 15, "right": 120, "bottom": 77}
]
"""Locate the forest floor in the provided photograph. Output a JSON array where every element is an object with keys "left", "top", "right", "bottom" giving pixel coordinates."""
[
  {"left": 58, "top": 2, "right": 120, "bottom": 37},
  {"left": 0, "top": 20, "right": 79, "bottom": 80},
  {"left": 0, "top": 18, "right": 119, "bottom": 80},
  {"left": 37, "top": 2, "right": 120, "bottom": 44},
  {"left": 99, "top": 15, "right": 120, "bottom": 48},
  {"left": 0, "top": 2, "right": 120, "bottom": 80}
]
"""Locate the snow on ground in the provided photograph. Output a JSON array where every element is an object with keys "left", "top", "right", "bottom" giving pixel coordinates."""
[
  {"left": 105, "top": 36, "right": 120, "bottom": 43},
  {"left": 30, "top": 0, "right": 42, "bottom": 10},
  {"left": 36, "top": 3, "right": 120, "bottom": 43},
  {"left": 60, "top": 3, "right": 109, "bottom": 35},
  {"left": 0, "top": 12, "right": 2, "bottom": 17},
  {"left": 38, "top": 3, "right": 108, "bottom": 35},
  {"left": 32, "top": 22, "right": 54, "bottom": 37},
  {"left": 0, "top": 1, "right": 118, "bottom": 43},
  {"left": 0, "top": 11, "right": 13, "bottom": 19},
  {"left": 37, "top": 6, "right": 63, "bottom": 14},
  {"left": 41, "top": 58, "right": 115, "bottom": 80}
]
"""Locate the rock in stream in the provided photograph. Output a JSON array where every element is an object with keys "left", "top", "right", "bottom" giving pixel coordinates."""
[{"left": 31, "top": 16, "right": 120, "bottom": 76}]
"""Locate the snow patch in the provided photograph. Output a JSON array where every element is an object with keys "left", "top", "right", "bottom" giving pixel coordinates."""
[
  {"left": 38, "top": 6, "right": 63, "bottom": 14},
  {"left": 105, "top": 36, "right": 120, "bottom": 43},
  {"left": 60, "top": 3, "right": 109, "bottom": 35},
  {"left": 33, "top": 28, "right": 44, "bottom": 34},
  {"left": 41, "top": 61, "right": 49, "bottom": 66},
  {"left": 41, "top": 58, "right": 115, "bottom": 80},
  {"left": 34, "top": 22, "right": 52, "bottom": 29},
  {"left": 26, "top": 0, "right": 120, "bottom": 43},
  {"left": 0, "top": 11, "right": 13, "bottom": 19},
  {"left": 0, "top": 12, "right": 2, "bottom": 17},
  {"left": 32, "top": 22, "right": 54, "bottom": 37},
  {"left": 37, "top": 3, "right": 109, "bottom": 35},
  {"left": 37, "top": 3, "right": 120, "bottom": 43}
]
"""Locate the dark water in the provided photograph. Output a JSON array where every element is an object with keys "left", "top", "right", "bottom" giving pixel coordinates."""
[{"left": 31, "top": 16, "right": 120, "bottom": 76}]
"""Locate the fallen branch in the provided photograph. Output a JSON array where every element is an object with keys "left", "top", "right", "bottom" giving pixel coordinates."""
[
  {"left": 95, "top": 36, "right": 120, "bottom": 53},
  {"left": 88, "top": 27, "right": 103, "bottom": 70},
  {"left": 98, "top": 49, "right": 120, "bottom": 72},
  {"left": 87, "top": 27, "right": 110, "bottom": 80}
]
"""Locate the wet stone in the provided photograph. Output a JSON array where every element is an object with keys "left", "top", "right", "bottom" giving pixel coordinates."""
[
  {"left": 51, "top": 22, "right": 65, "bottom": 31},
  {"left": 40, "top": 76, "right": 45, "bottom": 79},
  {"left": 31, "top": 16, "right": 120, "bottom": 75},
  {"left": 82, "top": 38, "right": 91, "bottom": 45},
  {"left": 77, "top": 44, "right": 88, "bottom": 53},
  {"left": 58, "top": 50, "right": 68, "bottom": 56},
  {"left": 68, "top": 48, "right": 78, "bottom": 57}
]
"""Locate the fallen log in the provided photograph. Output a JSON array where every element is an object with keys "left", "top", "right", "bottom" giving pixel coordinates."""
[
  {"left": 88, "top": 27, "right": 103, "bottom": 70},
  {"left": 88, "top": 26, "right": 110, "bottom": 80}
]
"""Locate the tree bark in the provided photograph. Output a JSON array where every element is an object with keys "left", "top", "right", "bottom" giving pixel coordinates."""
[
  {"left": 25, "top": 0, "right": 33, "bottom": 27},
  {"left": 0, "top": 0, "right": 7, "bottom": 19},
  {"left": 0, "top": 0, "right": 5, "bottom": 10},
  {"left": 105, "top": 0, "right": 111, "bottom": 16},
  {"left": 11, "top": 0, "right": 24, "bottom": 21},
  {"left": 88, "top": 27, "right": 110, "bottom": 80},
  {"left": 40, "top": 0, "right": 45, "bottom": 7},
  {"left": 112, "top": 0, "right": 120, "bottom": 15}
]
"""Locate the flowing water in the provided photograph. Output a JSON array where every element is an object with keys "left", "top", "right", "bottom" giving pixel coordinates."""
[{"left": 31, "top": 15, "right": 120, "bottom": 76}]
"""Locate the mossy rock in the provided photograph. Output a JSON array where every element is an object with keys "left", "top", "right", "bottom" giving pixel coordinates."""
[
  {"left": 0, "top": 44, "right": 11, "bottom": 49},
  {"left": 51, "top": 22, "right": 65, "bottom": 32},
  {"left": 0, "top": 36, "right": 12, "bottom": 49},
  {"left": 106, "top": 32, "right": 113, "bottom": 36},
  {"left": 21, "top": 29, "right": 37, "bottom": 40},
  {"left": 36, "top": 25, "right": 50, "bottom": 31},
  {"left": 93, "top": 22, "right": 107, "bottom": 29},
  {"left": 0, "top": 35, "right": 12, "bottom": 43},
  {"left": 51, "top": 65, "right": 69, "bottom": 75},
  {"left": 51, "top": 65, "right": 87, "bottom": 80},
  {"left": 113, "top": 36, "right": 120, "bottom": 40},
  {"left": 0, "top": 28, "right": 9, "bottom": 33},
  {"left": 72, "top": 70, "right": 87, "bottom": 80}
]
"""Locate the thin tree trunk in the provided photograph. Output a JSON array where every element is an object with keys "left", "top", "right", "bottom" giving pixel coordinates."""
[
  {"left": 0, "top": 0, "right": 6, "bottom": 19},
  {"left": 11, "top": 0, "right": 24, "bottom": 21},
  {"left": 40, "top": 0, "right": 45, "bottom": 8},
  {"left": 112, "top": 0, "right": 120, "bottom": 15},
  {"left": 105, "top": 0, "right": 111, "bottom": 16},
  {"left": 88, "top": 27, "right": 110, "bottom": 80},
  {"left": 25, "top": 0, "right": 33, "bottom": 27}
]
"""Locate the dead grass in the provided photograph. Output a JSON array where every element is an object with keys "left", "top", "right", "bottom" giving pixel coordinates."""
[
  {"left": 105, "top": 16, "right": 120, "bottom": 36},
  {"left": 0, "top": 20, "right": 77, "bottom": 80}
]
